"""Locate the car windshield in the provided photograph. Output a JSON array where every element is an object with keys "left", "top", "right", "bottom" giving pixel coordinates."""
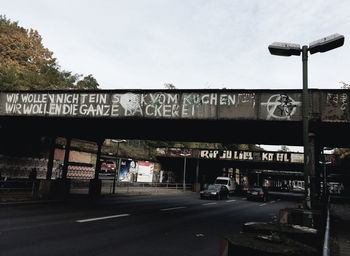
[
  {"left": 208, "top": 184, "right": 221, "bottom": 190},
  {"left": 215, "top": 179, "right": 228, "bottom": 185},
  {"left": 249, "top": 187, "right": 263, "bottom": 192}
]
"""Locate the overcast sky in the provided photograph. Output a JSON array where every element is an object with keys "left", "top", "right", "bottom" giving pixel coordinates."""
[{"left": 2, "top": 0, "right": 350, "bottom": 91}]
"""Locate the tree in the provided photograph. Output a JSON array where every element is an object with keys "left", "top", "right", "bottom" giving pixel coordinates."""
[
  {"left": 279, "top": 145, "right": 290, "bottom": 152},
  {"left": 0, "top": 15, "right": 99, "bottom": 90},
  {"left": 340, "top": 81, "right": 350, "bottom": 89},
  {"left": 164, "top": 83, "right": 176, "bottom": 89}
]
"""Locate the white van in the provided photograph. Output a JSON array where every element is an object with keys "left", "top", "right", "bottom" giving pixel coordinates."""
[{"left": 214, "top": 177, "right": 236, "bottom": 194}]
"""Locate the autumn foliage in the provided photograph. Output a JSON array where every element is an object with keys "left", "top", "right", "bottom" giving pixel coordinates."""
[{"left": 0, "top": 15, "right": 99, "bottom": 90}]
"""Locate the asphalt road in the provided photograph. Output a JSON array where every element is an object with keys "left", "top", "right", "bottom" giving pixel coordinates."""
[{"left": 0, "top": 193, "right": 299, "bottom": 256}]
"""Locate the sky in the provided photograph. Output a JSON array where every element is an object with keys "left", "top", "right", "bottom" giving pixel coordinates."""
[
  {"left": 2, "top": 0, "right": 350, "bottom": 151},
  {"left": 2, "top": 0, "right": 350, "bottom": 91}
]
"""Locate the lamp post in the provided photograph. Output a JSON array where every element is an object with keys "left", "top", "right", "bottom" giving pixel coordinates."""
[
  {"left": 111, "top": 139, "right": 127, "bottom": 194},
  {"left": 268, "top": 34, "right": 345, "bottom": 209},
  {"left": 180, "top": 153, "right": 191, "bottom": 192}
]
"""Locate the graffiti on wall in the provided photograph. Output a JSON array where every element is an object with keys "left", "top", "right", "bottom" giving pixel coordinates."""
[
  {"left": 0, "top": 92, "right": 256, "bottom": 119},
  {"left": 261, "top": 94, "right": 302, "bottom": 120},
  {"left": 199, "top": 150, "right": 303, "bottom": 163},
  {"left": 323, "top": 92, "right": 349, "bottom": 122},
  {"left": 156, "top": 148, "right": 305, "bottom": 164},
  {"left": 2, "top": 90, "right": 349, "bottom": 122}
]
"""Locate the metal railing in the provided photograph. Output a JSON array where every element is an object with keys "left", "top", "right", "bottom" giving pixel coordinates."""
[
  {"left": 105, "top": 181, "right": 193, "bottom": 194},
  {"left": 0, "top": 179, "right": 39, "bottom": 202},
  {"left": 323, "top": 196, "right": 331, "bottom": 256},
  {"left": 69, "top": 180, "right": 193, "bottom": 194},
  {"left": 1, "top": 178, "right": 194, "bottom": 198}
]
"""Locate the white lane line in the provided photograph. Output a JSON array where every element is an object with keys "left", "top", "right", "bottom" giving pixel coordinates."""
[
  {"left": 202, "top": 202, "right": 217, "bottom": 206},
  {"left": 226, "top": 200, "right": 236, "bottom": 203},
  {"left": 76, "top": 214, "right": 130, "bottom": 223},
  {"left": 160, "top": 206, "right": 186, "bottom": 211},
  {"left": 277, "top": 199, "right": 281, "bottom": 202},
  {"left": 259, "top": 203, "right": 267, "bottom": 207},
  {"left": 270, "top": 200, "right": 276, "bottom": 204},
  {"left": 241, "top": 198, "right": 247, "bottom": 200}
]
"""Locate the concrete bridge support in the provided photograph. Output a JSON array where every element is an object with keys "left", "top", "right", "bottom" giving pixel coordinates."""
[
  {"left": 89, "top": 139, "right": 104, "bottom": 197},
  {"left": 36, "top": 137, "right": 72, "bottom": 199}
]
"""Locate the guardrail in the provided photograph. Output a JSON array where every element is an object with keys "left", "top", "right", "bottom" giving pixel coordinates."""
[
  {"left": 69, "top": 180, "right": 193, "bottom": 194},
  {"left": 323, "top": 196, "right": 331, "bottom": 256},
  {"left": 0, "top": 179, "right": 39, "bottom": 202},
  {"left": 106, "top": 181, "right": 193, "bottom": 194},
  {"left": 1, "top": 178, "right": 194, "bottom": 198},
  {"left": 0, "top": 179, "right": 34, "bottom": 189}
]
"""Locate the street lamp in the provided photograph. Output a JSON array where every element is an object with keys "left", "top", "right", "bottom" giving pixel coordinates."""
[
  {"left": 180, "top": 153, "right": 191, "bottom": 192},
  {"left": 268, "top": 33, "right": 345, "bottom": 210},
  {"left": 111, "top": 139, "right": 127, "bottom": 194}
]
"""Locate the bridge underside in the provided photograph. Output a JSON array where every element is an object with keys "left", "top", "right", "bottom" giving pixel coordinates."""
[{"left": 1, "top": 116, "right": 350, "bottom": 148}]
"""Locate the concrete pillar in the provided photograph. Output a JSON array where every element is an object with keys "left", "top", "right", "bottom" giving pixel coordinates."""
[
  {"left": 61, "top": 137, "right": 71, "bottom": 179},
  {"left": 314, "top": 144, "right": 322, "bottom": 202},
  {"left": 194, "top": 159, "right": 200, "bottom": 192},
  {"left": 46, "top": 136, "right": 56, "bottom": 180},
  {"left": 89, "top": 139, "right": 104, "bottom": 197},
  {"left": 94, "top": 139, "right": 103, "bottom": 180},
  {"left": 308, "top": 133, "right": 318, "bottom": 208}
]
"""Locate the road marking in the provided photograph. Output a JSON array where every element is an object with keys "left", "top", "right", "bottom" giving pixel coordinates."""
[
  {"left": 270, "top": 200, "right": 276, "bottom": 204},
  {"left": 76, "top": 214, "right": 130, "bottom": 223},
  {"left": 241, "top": 198, "right": 247, "bottom": 200},
  {"left": 259, "top": 203, "right": 267, "bottom": 207},
  {"left": 226, "top": 200, "right": 236, "bottom": 203},
  {"left": 277, "top": 199, "right": 281, "bottom": 201},
  {"left": 160, "top": 206, "right": 186, "bottom": 211},
  {"left": 202, "top": 202, "right": 217, "bottom": 206}
]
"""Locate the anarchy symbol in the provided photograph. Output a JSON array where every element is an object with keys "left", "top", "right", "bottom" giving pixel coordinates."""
[{"left": 261, "top": 94, "right": 301, "bottom": 120}]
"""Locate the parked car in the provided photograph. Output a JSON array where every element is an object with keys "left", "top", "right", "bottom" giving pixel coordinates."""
[
  {"left": 247, "top": 186, "right": 269, "bottom": 202},
  {"left": 200, "top": 184, "right": 229, "bottom": 200},
  {"left": 101, "top": 161, "right": 116, "bottom": 173}
]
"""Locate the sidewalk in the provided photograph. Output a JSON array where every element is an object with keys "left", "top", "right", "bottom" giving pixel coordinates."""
[
  {"left": 0, "top": 187, "right": 193, "bottom": 205},
  {"left": 331, "top": 203, "right": 350, "bottom": 256},
  {"left": 0, "top": 190, "right": 33, "bottom": 203}
]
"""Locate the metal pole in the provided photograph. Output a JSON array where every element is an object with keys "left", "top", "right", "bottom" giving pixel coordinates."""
[
  {"left": 302, "top": 45, "right": 312, "bottom": 210},
  {"left": 112, "top": 142, "right": 120, "bottom": 194},
  {"left": 183, "top": 157, "right": 187, "bottom": 192}
]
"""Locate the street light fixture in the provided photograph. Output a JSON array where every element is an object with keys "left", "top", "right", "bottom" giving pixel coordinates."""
[
  {"left": 268, "top": 33, "right": 344, "bottom": 56},
  {"left": 309, "top": 34, "right": 345, "bottom": 54},
  {"left": 111, "top": 139, "right": 127, "bottom": 194},
  {"left": 268, "top": 42, "right": 301, "bottom": 56},
  {"left": 268, "top": 34, "right": 345, "bottom": 210}
]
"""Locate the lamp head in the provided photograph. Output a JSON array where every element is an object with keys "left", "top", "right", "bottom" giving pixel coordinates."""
[
  {"left": 309, "top": 34, "right": 345, "bottom": 54},
  {"left": 268, "top": 42, "right": 301, "bottom": 56}
]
